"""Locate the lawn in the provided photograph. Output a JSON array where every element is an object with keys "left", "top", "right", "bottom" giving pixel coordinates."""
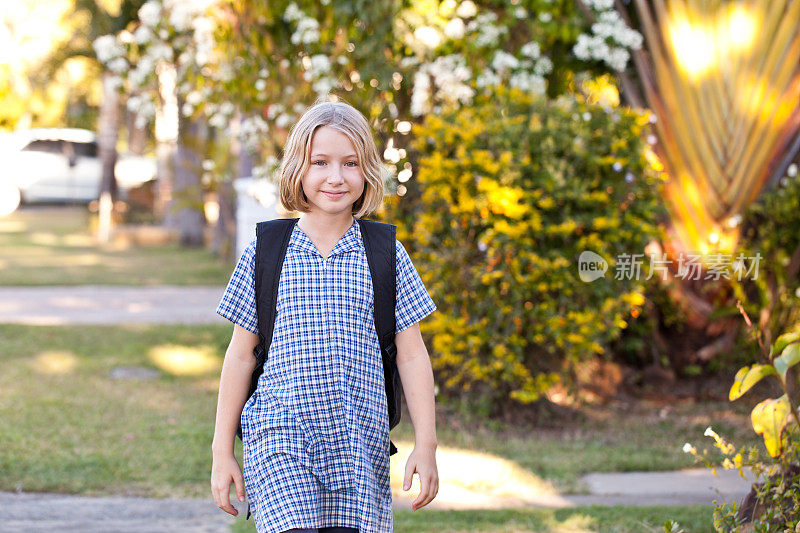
[
  {"left": 0, "top": 323, "right": 757, "bottom": 532},
  {"left": 0, "top": 205, "right": 232, "bottom": 285}
]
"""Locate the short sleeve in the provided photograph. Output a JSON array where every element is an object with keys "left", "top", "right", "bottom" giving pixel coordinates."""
[
  {"left": 395, "top": 239, "right": 437, "bottom": 333},
  {"left": 215, "top": 239, "right": 259, "bottom": 334}
]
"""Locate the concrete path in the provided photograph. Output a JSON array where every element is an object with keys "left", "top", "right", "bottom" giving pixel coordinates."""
[
  {"left": 0, "top": 491, "right": 239, "bottom": 532},
  {"left": 0, "top": 285, "right": 228, "bottom": 326},
  {"left": 0, "top": 468, "right": 753, "bottom": 531}
]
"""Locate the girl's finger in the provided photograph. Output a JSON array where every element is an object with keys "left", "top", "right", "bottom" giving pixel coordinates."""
[
  {"left": 233, "top": 470, "right": 246, "bottom": 502},
  {"left": 403, "top": 462, "right": 416, "bottom": 491},
  {"left": 217, "top": 485, "right": 237, "bottom": 516}
]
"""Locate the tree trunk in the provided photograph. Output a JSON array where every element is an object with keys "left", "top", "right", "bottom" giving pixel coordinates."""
[
  {"left": 211, "top": 113, "right": 250, "bottom": 261},
  {"left": 96, "top": 71, "right": 120, "bottom": 243},
  {"left": 173, "top": 105, "right": 207, "bottom": 247},
  {"left": 127, "top": 109, "right": 147, "bottom": 155},
  {"left": 154, "top": 62, "right": 179, "bottom": 226}
]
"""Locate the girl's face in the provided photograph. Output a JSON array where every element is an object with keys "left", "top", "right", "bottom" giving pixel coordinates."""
[{"left": 301, "top": 125, "right": 365, "bottom": 217}]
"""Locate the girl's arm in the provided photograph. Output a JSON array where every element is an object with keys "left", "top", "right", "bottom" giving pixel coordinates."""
[
  {"left": 395, "top": 322, "right": 439, "bottom": 511},
  {"left": 210, "top": 324, "right": 259, "bottom": 516}
]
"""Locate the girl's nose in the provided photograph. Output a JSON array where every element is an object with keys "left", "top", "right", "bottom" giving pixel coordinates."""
[{"left": 327, "top": 168, "right": 345, "bottom": 183}]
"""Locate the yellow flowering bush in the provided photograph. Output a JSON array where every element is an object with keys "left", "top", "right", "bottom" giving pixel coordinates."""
[{"left": 392, "top": 84, "right": 666, "bottom": 412}]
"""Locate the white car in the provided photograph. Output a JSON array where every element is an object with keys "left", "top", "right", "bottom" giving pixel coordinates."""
[{"left": 0, "top": 128, "right": 157, "bottom": 214}]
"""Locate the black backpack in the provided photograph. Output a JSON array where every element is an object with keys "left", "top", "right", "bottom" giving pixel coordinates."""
[{"left": 237, "top": 217, "right": 402, "bottom": 458}]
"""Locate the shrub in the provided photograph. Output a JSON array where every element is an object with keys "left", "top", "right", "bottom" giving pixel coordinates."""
[
  {"left": 680, "top": 303, "right": 800, "bottom": 532},
  {"left": 735, "top": 166, "right": 800, "bottom": 350},
  {"left": 394, "top": 84, "right": 667, "bottom": 412}
]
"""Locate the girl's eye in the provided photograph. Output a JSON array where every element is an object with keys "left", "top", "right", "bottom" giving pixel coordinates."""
[
  {"left": 313, "top": 160, "right": 325, "bottom": 166},
  {"left": 346, "top": 161, "right": 358, "bottom": 167}
]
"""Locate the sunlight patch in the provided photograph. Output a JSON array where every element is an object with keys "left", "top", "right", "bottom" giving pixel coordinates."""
[
  {"left": 149, "top": 345, "right": 220, "bottom": 376},
  {"left": 390, "top": 440, "right": 572, "bottom": 510},
  {"left": 30, "top": 350, "right": 78, "bottom": 375},
  {"left": 30, "top": 232, "right": 59, "bottom": 246}
]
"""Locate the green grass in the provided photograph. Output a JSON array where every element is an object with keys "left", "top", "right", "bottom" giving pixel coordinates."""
[
  {"left": 0, "top": 206, "right": 232, "bottom": 285},
  {"left": 390, "top": 395, "right": 760, "bottom": 494},
  {"left": 0, "top": 323, "right": 234, "bottom": 497},
  {"left": 0, "top": 323, "right": 760, "bottom": 502},
  {"left": 230, "top": 505, "right": 714, "bottom": 532}
]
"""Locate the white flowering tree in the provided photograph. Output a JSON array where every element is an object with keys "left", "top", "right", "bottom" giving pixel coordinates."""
[{"left": 95, "top": 0, "right": 644, "bottom": 254}]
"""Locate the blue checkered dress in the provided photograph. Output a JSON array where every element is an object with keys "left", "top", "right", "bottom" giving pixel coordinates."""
[{"left": 215, "top": 218, "right": 437, "bottom": 533}]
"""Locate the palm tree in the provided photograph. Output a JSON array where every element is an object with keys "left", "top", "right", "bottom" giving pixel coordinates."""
[{"left": 585, "top": 0, "right": 800, "bottom": 359}]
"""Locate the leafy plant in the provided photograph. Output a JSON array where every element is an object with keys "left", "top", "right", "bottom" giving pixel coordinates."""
[
  {"left": 393, "top": 83, "right": 666, "bottom": 412},
  {"left": 679, "top": 301, "right": 800, "bottom": 532}
]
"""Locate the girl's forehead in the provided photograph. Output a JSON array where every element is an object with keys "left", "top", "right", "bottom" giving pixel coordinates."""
[{"left": 310, "top": 126, "right": 358, "bottom": 153}]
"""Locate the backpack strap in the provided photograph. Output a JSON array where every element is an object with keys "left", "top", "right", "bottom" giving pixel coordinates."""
[
  {"left": 236, "top": 217, "right": 298, "bottom": 442},
  {"left": 357, "top": 218, "right": 401, "bottom": 456}
]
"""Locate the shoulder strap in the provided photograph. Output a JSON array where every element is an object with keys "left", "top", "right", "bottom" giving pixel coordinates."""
[
  {"left": 357, "top": 218, "right": 401, "bottom": 455},
  {"left": 237, "top": 217, "right": 298, "bottom": 442},
  {"left": 254, "top": 217, "right": 299, "bottom": 360},
  {"left": 358, "top": 218, "right": 397, "bottom": 351}
]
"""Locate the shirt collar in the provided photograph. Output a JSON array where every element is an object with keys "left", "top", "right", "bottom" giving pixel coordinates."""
[{"left": 289, "top": 218, "right": 365, "bottom": 258}]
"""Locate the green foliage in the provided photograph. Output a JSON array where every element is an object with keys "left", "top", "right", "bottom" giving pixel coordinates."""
[
  {"left": 394, "top": 84, "right": 666, "bottom": 410},
  {"left": 682, "top": 313, "right": 800, "bottom": 532},
  {"left": 735, "top": 169, "right": 800, "bottom": 349}
]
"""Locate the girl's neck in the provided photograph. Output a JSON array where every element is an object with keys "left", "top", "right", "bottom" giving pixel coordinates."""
[{"left": 297, "top": 211, "right": 355, "bottom": 238}]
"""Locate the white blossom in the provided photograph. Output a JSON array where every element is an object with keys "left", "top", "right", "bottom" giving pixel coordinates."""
[
  {"left": 193, "top": 16, "right": 215, "bottom": 66},
  {"left": 456, "top": 0, "right": 477, "bottom": 18},
  {"left": 291, "top": 17, "right": 320, "bottom": 45},
  {"left": 473, "top": 13, "right": 505, "bottom": 48},
  {"left": 492, "top": 50, "right": 519, "bottom": 72},
  {"left": 255, "top": 79, "right": 267, "bottom": 91},
  {"left": 538, "top": 11, "right": 553, "bottom": 23},
  {"left": 275, "top": 113, "right": 293, "bottom": 129},
  {"left": 133, "top": 25, "right": 154, "bottom": 45},
  {"left": 410, "top": 70, "right": 432, "bottom": 116},
  {"left": 410, "top": 55, "right": 474, "bottom": 116},
  {"left": 283, "top": 2, "right": 303, "bottom": 23},
  {"left": 475, "top": 69, "right": 501, "bottom": 89},
  {"left": 107, "top": 57, "right": 129, "bottom": 74},
  {"left": 514, "top": 7, "right": 528, "bottom": 19},
  {"left": 239, "top": 115, "right": 270, "bottom": 151},
  {"left": 169, "top": 2, "right": 197, "bottom": 32},
  {"left": 589, "top": 0, "right": 614, "bottom": 9},
  {"left": 93, "top": 35, "right": 125, "bottom": 64},
  {"left": 267, "top": 103, "right": 284, "bottom": 120},
  {"left": 312, "top": 76, "right": 337, "bottom": 96},
  {"left": 509, "top": 71, "right": 546, "bottom": 94},
  {"left": 219, "top": 102, "right": 235, "bottom": 116},
  {"left": 606, "top": 47, "right": 630, "bottom": 71},
  {"left": 444, "top": 17, "right": 466, "bottom": 40},
  {"left": 126, "top": 95, "right": 142, "bottom": 112},
  {"left": 209, "top": 113, "right": 227, "bottom": 129},
  {"left": 414, "top": 26, "right": 442, "bottom": 49},
  {"left": 138, "top": 1, "right": 162, "bottom": 28},
  {"left": 521, "top": 41, "right": 541, "bottom": 59},
  {"left": 534, "top": 56, "right": 553, "bottom": 75},
  {"left": 573, "top": 2, "right": 643, "bottom": 71}
]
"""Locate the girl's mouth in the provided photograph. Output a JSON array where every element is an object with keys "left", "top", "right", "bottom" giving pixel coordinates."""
[{"left": 323, "top": 191, "right": 346, "bottom": 199}]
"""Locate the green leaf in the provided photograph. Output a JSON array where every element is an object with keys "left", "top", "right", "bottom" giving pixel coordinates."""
[
  {"left": 751, "top": 394, "right": 792, "bottom": 458},
  {"left": 774, "top": 343, "right": 800, "bottom": 383},
  {"left": 729, "top": 364, "right": 777, "bottom": 401},
  {"left": 772, "top": 332, "right": 800, "bottom": 358}
]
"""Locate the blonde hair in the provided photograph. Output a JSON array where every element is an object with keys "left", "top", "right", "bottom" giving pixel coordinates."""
[{"left": 278, "top": 98, "right": 387, "bottom": 218}]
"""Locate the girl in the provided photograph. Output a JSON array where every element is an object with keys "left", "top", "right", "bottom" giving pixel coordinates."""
[{"left": 210, "top": 99, "right": 439, "bottom": 533}]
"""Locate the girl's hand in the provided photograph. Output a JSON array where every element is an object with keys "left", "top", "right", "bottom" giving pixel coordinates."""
[
  {"left": 402, "top": 444, "right": 439, "bottom": 511},
  {"left": 211, "top": 453, "right": 246, "bottom": 516}
]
